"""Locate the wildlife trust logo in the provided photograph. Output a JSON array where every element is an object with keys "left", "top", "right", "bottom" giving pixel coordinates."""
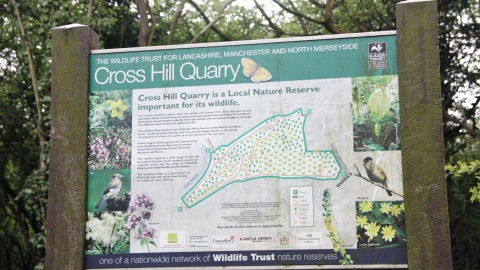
[
  {"left": 368, "top": 42, "right": 387, "bottom": 70},
  {"left": 212, "top": 235, "right": 236, "bottom": 248}
]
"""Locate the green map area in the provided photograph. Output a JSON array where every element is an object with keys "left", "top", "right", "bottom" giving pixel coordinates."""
[{"left": 181, "top": 109, "right": 342, "bottom": 208}]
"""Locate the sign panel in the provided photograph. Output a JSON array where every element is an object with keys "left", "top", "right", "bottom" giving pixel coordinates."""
[{"left": 85, "top": 32, "right": 407, "bottom": 268}]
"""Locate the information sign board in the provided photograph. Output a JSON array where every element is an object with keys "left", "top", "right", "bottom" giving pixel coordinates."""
[{"left": 85, "top": 32, "right": 407, "bottom": 268}]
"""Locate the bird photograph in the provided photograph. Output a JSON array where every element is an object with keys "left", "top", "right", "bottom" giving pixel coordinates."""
[
  {"left": 362, "top": 157, "right": 392, "bottom": 196},
  {"left": 95, "top": 173, "right": 124, "bottom": 209}
]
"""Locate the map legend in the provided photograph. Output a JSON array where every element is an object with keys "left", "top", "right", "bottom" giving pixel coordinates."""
[{"left": 289, "top": 186, "right": 314, "bottom": 227}]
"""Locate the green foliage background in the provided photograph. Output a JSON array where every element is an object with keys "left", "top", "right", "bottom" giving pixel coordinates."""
[{"left": 1, "top": 0, "right": 479, "bottom": 269}]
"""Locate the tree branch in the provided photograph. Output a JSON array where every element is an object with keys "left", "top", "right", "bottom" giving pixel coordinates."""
[
  {"left": 354, "top": 164, "right": 404, "bottom": 197},
  {"left": 339, "top": 2, "right": 369, "bottom": 32},
  {"left": 287, "top": 0, "right": 309, "bottom": 35},
  {"left": 187, "top": 0, "right": 233, "bottom": 41},
  {"left": 370, "top": 0, "right": 394, "bottom": 29},
  {"left": 147, "top": 0, "right": 156, "bottom": 46},
  {"left": 11, "top": 0, "right": 46, "bottom": 170},
  {"left": 352, "top": 18, "right": 369, "bottom": 32},
  {"left": 189, "top": 0, "right": 236, "bottom": 44},
  {"left": 272, "top": 0, "right": 345, "bottom": 34},
  {"left": 446, "top": 165, "right": 480, "bottom": 176},
  {"left": 86, "top": 0, "right": 93, "bottom": 25},
  {"left": 94, "top": 0, "right": 102, "bottom": 33},
  {"left": 323, "top": 0, "right": 345, "bottom": 34},
  {"left": 272, "top": 0, "right": 324, "bottom": 25},
  {"left": 254, "top": 0, "right": 284, "bottom": 38},
  {"left": 168, "top": 0, "right": 187, "bottom": 45},
  {"left": 137, "top": 0, "right": 149, "bottom": 46},
  {"left": 309, "top": 0, "right": 326, "bottom": 9},
  {"left": 443, "top": 108, "right": 480, "bottom": 139}
]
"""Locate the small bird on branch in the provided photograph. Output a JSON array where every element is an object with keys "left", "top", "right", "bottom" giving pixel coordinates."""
[
  {"left": 363, "top": 157, "right": 392, "bottom": 196},
  {"left": 95, "top": 173, "right": 123, "bottom": 209}
]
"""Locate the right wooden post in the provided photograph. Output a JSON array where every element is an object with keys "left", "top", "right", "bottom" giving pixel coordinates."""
[{"left": 396, "top": 0, "right": 453, "bottom": 269}]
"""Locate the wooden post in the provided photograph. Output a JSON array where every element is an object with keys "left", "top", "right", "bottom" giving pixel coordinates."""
[
  {"left": 397, "top": 1, "right": 453, "bottom": 269},
  {"left": 46, "top": 24, "right": 99, "bottom": 270}
]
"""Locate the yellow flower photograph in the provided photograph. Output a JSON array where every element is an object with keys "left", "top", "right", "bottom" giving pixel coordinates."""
[
  {"left": 110, "top": 99, "right": 128, "bottom": 119},
  {"left": 380, "top": 202, "right": 391, "bottom": 214},
  {"left": 89, "top": 90, "right": 132, "bottom": 129},
  {"left": 356, "top": 200, "right": 406, "bottom": 249},
  {"left": 364, "top": 221, "right": 380, "bottom": 241},
  {"left": 391, "top": 204, "right": 401, "bottom": 217},
  {"left": 381, "top": 225, "right": 396, "bottom": 242},
  {"left": 356, "top": 215, "right": 368, "bottom": 228},
  {"left": 359, "top": 201, "right": 373, "bottom": 213}
]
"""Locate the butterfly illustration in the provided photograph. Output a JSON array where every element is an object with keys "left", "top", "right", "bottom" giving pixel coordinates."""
[{"left": 241, "top": 58, "right": 272, "bottom": 83}]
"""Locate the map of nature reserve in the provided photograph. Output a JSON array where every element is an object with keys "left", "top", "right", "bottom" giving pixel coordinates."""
[{"left": 182, "top": 109, "right": 343, "bottom": 208}]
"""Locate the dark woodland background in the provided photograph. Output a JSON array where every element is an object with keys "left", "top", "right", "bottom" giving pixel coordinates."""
[{"left": 1, "top": 0, "right": 479, "bottom": 269}]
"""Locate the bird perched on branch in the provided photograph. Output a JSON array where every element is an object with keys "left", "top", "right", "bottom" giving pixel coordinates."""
[
  {"left": 362, "top": 157, "right": 392, "bottom": 196},
  {"left": 95, "top": 173, "right": 123, "bottom": 209}
]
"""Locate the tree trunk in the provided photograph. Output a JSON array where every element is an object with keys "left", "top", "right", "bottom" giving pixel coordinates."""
[{"left": 138, "top": 0, "right": 149, "bottom": 47}]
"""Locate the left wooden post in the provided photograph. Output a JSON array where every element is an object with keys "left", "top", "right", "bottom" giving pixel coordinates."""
[{"left": 47, "top": 24, "right": 99, "bottom": 270}]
